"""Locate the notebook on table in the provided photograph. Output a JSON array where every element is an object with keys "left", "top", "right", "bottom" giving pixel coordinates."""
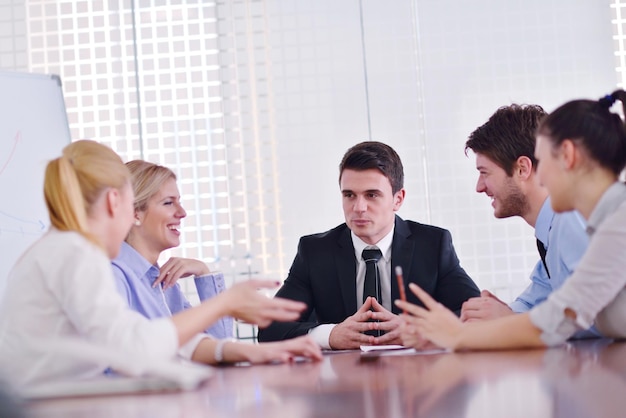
[{"left": 19, "top": 338, "right": 214, "bottom": 400}]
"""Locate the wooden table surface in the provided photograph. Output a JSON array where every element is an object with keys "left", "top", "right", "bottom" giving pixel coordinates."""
[{"left": 25, "top": 339, "right": 626, "bottom": 418}]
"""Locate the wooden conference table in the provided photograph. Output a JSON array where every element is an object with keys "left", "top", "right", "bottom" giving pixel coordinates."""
[{"left": 26, "top": 339, "right": 626, "bottom": 418}]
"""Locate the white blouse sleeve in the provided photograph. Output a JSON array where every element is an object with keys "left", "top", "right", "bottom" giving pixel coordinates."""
[
  {"left": 177, "top": 333, "right": 212, "bottom": 360},
  {"left": 529, "top": 208, "right": 626, "bottom": 345},
  {"left": 51, "top": 241, "right": 179, "bottom": 361}
]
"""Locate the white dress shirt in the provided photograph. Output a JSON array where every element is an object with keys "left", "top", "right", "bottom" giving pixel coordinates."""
[
  {"left": 309, "top": 226, "right": 395, "bottom": 348},
  {"left": 0, "top": 229, "right": 179, "bottom": 390}
]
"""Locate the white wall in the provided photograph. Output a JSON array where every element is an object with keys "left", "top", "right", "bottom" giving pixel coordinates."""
[
  {"left": 261, "top": 0, "right": 617, "bottom": 299},
  {"left": 0, "top": 0, "right": 619, "bottom": 305},
  {"left": 0, "top": 0, "right": 27, "bottom": 70}
]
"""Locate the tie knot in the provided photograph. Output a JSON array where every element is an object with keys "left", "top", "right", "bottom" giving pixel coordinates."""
[{"left": 362, "top": 248, "right": 382, "bottom": 264}]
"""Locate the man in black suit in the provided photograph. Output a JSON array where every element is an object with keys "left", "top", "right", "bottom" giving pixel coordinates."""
[{"left": 258, "top": 141, "right": 479, "bottom": 349}]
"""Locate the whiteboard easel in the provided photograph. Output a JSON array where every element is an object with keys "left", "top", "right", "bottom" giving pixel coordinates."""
[{"left": 0, "top": 71, "right": 71, "bottom": 297}]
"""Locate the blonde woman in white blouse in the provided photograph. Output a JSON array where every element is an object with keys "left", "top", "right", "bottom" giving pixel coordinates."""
[
  {"left": 396, "top": 90, "right": 626, "bottom": 350},
  {"left": 0, "top": 140, "right": 312, "bottom": 390}
]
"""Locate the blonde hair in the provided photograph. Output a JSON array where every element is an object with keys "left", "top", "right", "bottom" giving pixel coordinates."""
[
  {"left": 44, "top": 140, "right": 130, "bottom": 246},
  {"left": 125, "top": 160, "right": 176, "bottom": 212}
]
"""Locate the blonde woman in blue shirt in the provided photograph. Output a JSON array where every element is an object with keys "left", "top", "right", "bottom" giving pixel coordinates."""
[
  {"left": 397, "top": 90, "right": 626, "bottom": 350},
  {"left": 0, "top": 140, "right": 317, "bottom": 390},
  {"left": 113, "top": 160, "right": 322, "bottom": 365},
  {"left": 113, "top": 160, "right": 233, "bottom": 341}
]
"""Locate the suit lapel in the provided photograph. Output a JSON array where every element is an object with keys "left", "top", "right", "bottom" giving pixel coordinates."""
[
  {"left": 391, "top": 216, "right": 414, "bottom": 314},
  {"left": 335, "top": 227, "right": 357, "bottom": 317}
]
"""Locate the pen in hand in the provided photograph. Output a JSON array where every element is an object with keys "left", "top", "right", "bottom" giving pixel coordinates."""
[{"left": 395, "top": 266, "right": 407, "bottom": 314}]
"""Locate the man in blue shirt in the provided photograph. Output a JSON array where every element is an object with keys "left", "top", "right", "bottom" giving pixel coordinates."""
[{"left": 461, "top": 104, "right": 591, "bottom": 326}]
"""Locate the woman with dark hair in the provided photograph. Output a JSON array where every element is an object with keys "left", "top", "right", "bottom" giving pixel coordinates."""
[{"left": 397, "top": 91, "right": 626, "bottom": 350}]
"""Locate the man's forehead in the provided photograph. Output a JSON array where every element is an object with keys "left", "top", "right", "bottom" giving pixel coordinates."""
[
  {"left": 475, "top": 153, "right": 501, "bottom": 170},
  {"left": 340, "top": 169, "right": 393, "bottom": 189}
]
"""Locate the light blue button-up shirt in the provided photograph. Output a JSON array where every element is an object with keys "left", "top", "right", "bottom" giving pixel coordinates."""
[
  {"left": 510, "top": 198, "right": 589, "bottom": 312},
  {"left": 111, "top": 242, "right": 233, "bottom": 340}
]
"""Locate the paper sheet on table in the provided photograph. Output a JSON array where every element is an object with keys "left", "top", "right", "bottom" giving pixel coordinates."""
[
  {"left": 360, "top": 344, "right": 406, "bottom": 352},
  {"left": 360, "top": 345, "right": 449, "bottom": 356}
]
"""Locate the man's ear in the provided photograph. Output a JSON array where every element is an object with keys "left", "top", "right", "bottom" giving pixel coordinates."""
[
  {"left": 393, "top": 188, "right": 406, "bottom": 211},
  {"left": 515, "top": 156, "right": 533, "bottom": 180}
]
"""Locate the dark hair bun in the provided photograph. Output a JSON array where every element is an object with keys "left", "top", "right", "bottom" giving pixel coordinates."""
[{"left": 599, "top": 93, "right": 617, "bottom": 109}]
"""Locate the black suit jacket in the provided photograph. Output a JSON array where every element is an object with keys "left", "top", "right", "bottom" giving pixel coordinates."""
[{"left": 257, "top": 216, "right": 479, "bottom": 342}]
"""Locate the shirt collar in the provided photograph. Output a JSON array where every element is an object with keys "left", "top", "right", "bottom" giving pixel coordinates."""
[
  {"left": 116, "top": 241, "right": 160, "bottom": 282},
  {"left": 587, "top": 182, "right": 626, "bottom": 236},
  {"left": 351, "top": 225, "right": 395, "bottom": 262},
  {"left": 535, "top": 197, "right": 555, "bottom": 246}
]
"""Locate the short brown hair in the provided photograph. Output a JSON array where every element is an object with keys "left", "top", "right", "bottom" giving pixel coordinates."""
[
  {"left": 339, "top": 141, "right": 404, "bottom": 193},
  {"left": 465, "top": 104, "right": 546, "bottom": 176}
]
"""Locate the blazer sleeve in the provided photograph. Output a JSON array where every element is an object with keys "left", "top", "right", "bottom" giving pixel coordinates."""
[
  {"left": 257, "top": 239, "right": 318, "bottom": 342},
  {"left": 433, "top": 229, "right": 480, "bottom": 315}
]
